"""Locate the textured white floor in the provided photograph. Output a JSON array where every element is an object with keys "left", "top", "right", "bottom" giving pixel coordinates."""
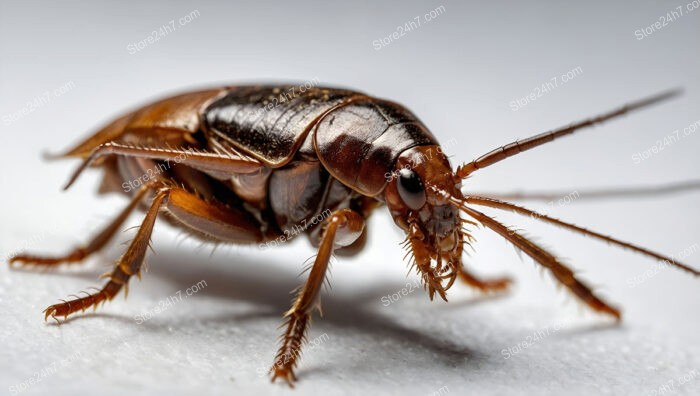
[
  {"left": 1, "top": 190, "right": 699, "bottom": 396},
  {"left": 1, "top": 1, "right": 699, "bottom": 395}
]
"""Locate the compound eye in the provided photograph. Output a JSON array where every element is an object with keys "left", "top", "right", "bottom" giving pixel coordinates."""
[{"left": 397, "top": 168, "right": 426, "bottom": 210}]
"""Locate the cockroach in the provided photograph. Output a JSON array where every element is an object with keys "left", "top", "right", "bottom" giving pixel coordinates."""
[{"left": 9, "top": 84, "right": 699, "bottom": 386}]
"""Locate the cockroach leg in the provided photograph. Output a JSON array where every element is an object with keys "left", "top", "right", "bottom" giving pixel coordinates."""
[
  {"left": 464, "top": 196, "right": 700, "bottom": 276},
  {"left": 448, "top": 233, "right": 512, "bottom": 293},
  {"left": 163, "top": 188, "right": 264, "bottom": 243},
  {"left": 9, "top": 186, "right": 152, "bottom": 268},
  {"left": 458, "top": 204, "right": 622, "bottom": 320},
  {"left": 64, "top": 141, "right": 262, "bottom": 190},
  {"left": 41, "top": 183, "right": 268, "bottom": 321},
  {"left": 456, "top": 90, "right": 680, "bottom": 178},
  {"left": 270, "top": 209, "right": 365, "bottom": 387},
  {"left": 457, "top": 266, "right": 513, "bottom": 293},
  {"left": 43, "top": 188, "right": 169, "bottom": 321}
]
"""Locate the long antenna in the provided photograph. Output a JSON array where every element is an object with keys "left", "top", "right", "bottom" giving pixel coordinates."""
[{"left": 456, "top": 89, "right": 682, "bottom": 178}]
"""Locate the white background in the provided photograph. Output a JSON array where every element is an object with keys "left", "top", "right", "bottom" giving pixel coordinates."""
[{"left": 1, "top": 1, "right": 698, "bottom": 395}]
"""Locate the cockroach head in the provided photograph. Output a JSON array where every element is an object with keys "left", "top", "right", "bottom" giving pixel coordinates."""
[{"left": 384, "top": 145, "right": 465, "bottom": 253}]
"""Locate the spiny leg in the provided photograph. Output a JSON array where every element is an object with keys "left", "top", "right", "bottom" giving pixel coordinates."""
[
  {"left": 456, "top": 203, "right": 621, "bottom": 319},
  {"left": 9, "top": 186, "right": 151, "bottom": 268},
  {"left": 270, "top": 209, "right": 365, "bottom": 387},
  {"left": 456, "top": 90, "right": 680, "bottom": 178},
  {"left": 43, "top": 183, "right": 269, "bottom": 321},
  {"left": 43, "top": 188, "right": 169, "bottom": 321},
  {"left": 457, "top": 265, "right": 512, "bottom": 293},
  {"left": 450, "top": 235, "right": 512, "bottom": 293},
  {"left": 464, "top": 196, "right": 699, "bottom": 276}
]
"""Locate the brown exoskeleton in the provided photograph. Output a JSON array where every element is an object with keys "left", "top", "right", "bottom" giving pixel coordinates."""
[{"left": 9, "top": 85, "right": 699, "bottom": 386}]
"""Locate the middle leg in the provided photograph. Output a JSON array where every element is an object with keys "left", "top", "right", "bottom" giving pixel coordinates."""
[{"left": 270, "top": 208, "right": 365, "bottom": 386}]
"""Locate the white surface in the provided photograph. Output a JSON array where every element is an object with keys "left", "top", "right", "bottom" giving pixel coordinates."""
[{"left": 1, "top": 1, "right": 699, "bottom": 395}]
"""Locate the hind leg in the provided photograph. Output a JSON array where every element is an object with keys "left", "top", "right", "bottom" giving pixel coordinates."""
[
  {"left": 42, "top": 185, "right": 267, "bottom": 322},
  {"left": 270, "top": 209, "right": 366, "bottom": 386},
  {"left": 43, "top": 187, "right": 169, "bottom": 321},
  {"left": 9, "top": 186, "right": 151, "bottom": 268}
]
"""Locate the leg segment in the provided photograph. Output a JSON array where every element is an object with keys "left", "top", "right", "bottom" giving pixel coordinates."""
[
  {"left": 270, "top": 209, "right": 365, "bottom": 386},
  {"left": 42, "top": 184, "right": 269, "bottom": 321},
  {"left": 457, "top": 204, "right": 621, "bottom": 319},
  {"left": 449, "top": 232, "right": 512, "bottom": 293},
  {"left": 457, "top": 265, "right": 512, "bottom": 293},
  {"left": 43, "top": 188, "right": 169, "bottom": 321},
  {"left": 164, "top": 188, "right": 264, "bottom": 243},
  {"left": 9, "top": 186, "right": 151, "bottom": 267}
]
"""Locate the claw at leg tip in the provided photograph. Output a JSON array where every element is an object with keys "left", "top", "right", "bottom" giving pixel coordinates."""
[
  {"left": 43, "top": 307, "right": 56, "bottom": 322},
  {"left": 270, "top": 368, "right": 296, "bottom": 388}
]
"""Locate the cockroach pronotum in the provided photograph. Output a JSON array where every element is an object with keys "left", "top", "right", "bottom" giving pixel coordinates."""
[{"left": 9, "top": 84, "right": 699, "bottom": 386}]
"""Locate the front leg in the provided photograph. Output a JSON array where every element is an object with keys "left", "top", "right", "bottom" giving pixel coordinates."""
[{"left": 270, "top": 209, "right": 365, "bottom": 387}]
